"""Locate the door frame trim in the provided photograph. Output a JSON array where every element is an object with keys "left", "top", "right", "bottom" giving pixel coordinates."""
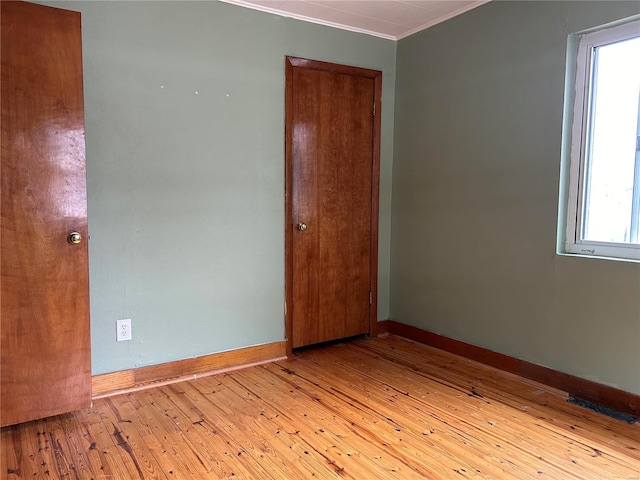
[{"left": 284, "top": 56, "right": 382, "bottom": 355}]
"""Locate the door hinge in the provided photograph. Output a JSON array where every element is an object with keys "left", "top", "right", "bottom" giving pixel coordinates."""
[
  {"left": 373, "top": 102, "right": 376, "bottom": 117},
  {"left": 369, "top": 291, "right": 373, "bottom": 305}
]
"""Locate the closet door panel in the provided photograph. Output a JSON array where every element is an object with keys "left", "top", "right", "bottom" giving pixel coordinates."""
[{"left": 1, "top": 1, "right": 91, "bottom": 426}]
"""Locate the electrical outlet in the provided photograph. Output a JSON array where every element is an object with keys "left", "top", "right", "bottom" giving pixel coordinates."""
[{"left": 116, "top": 319, "right": 132, "bottom": 341}]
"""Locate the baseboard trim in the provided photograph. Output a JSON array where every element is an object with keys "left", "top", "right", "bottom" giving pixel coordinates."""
[
  {"left": 385, "top": 320, "right": 640, "bottom": 418},
  {"left": 377, "top": 319, "right": 390, "bottom": 334},
  {"left": 92, "top": 341, "right": 287, "bottom": 399}
]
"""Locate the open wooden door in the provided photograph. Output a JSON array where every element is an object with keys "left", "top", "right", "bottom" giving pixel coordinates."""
[
  {"left": 1, "top": 1, "right": 91, "bottom": 426},
  {"left": 285, "top": 57, "right": 381, "bottom": 350}
]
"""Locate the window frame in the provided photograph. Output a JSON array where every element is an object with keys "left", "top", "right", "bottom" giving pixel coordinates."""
[{"left": 563, "top": 18, "right": 640, "bottom": 262}]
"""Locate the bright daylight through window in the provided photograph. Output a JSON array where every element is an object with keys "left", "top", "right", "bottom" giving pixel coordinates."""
[{"left": 563, "top": 19, "right": 640, "bottom": 261}]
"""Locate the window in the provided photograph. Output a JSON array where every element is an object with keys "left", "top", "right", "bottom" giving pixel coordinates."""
[{"left": 562, "top": 19, "right": 640, "bottom": 261}]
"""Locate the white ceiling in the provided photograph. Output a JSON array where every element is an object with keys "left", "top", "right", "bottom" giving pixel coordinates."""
[{"left": 220, "top": 0, "right": 490, "bottom": 40}]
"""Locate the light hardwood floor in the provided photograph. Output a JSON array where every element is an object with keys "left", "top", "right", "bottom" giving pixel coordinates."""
[{"left": 2, "top": 334, "right": 639, "bottom": 479}]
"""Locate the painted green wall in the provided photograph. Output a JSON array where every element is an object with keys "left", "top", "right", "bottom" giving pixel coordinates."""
[
  {"left": 44, "top": 1, "right": 395, "bottom": 375},
  {"left": 392, "top": 1, "right": 640, "bottom": 394},
  {"left": 40, "top": 0, "right": 639, "bottom": 395}
]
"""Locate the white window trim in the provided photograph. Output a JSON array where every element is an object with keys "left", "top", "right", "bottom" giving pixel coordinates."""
[{"left": 562, "top": 18, "right": 640, "bottom": 262}]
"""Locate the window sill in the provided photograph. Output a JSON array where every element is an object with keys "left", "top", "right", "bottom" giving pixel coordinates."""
[{"left": 557, "top": 250, "right": 640, "bottom": 264}]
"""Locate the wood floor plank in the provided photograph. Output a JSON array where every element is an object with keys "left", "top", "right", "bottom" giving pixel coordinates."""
[
  {"left": 222, "top": 368, "right": 415, "bottom": 479},
  {"left": 44, "top": 414, "right": 92, "bottom": 479},
  {"left": 97, "top": 396, "right": 168, "bottom": 479},
  {"left": 186, "top": 376, "right": 347, "bottom": 479},
  {"left": 69, "top": 409, "right": 117, "bottom": 479},
  {"left": 20, "top": 419, "right": 64, "bottom": 478},
  {"left": 0, "top": 426, "right": 40, "bottom": 478},
  {"left": 256, "top": 361, "right": 493, "bottom": 478},
  {"left": 277, "top": 351, "right": 543, "bottom": 478},
  {"left": 147, "top": 383, "right": 287, "bottom": 479},
  {"left": 2, "top": 335, "right": 639, "bottom": 480},
  {"left": 299, "top": 341, "right": 637, "bottom": 479},
  {"left": 118, "top": 389, "right": 225, "bottom": 479},
  {"left": 351, "top": 336, "right": 640, "bottom": 454},
  {"left": 121, "top": 390, "right": 218, "bottom": 478},
  {"left": 85, "top": 398, "right": 162, "bottom": 479},
  {"left": 350, "top": 339, "right": 640, "bottom": 466}
]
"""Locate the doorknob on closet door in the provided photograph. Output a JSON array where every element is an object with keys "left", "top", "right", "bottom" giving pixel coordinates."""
[
  {"left": 67, "top": 232, "right": 82, "bottom": 244},
  {"left": 296, "top": 223, "right": 307, "bottom": 231}
]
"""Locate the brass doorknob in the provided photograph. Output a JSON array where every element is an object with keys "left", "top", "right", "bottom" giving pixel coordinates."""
[
  {"left": 68, "top": 232, "right": 82, "bottom": 244},
  {"left": 297, "top": 223, "right": 307, "bottom": 231}
]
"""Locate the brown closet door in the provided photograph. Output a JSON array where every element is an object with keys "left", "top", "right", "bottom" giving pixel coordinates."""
[
  {"left": 286, "top": 57, "right": 381, "bottom": 349},
  {"left": 1, "top": 1, "right": 91, "bottom": 426}
]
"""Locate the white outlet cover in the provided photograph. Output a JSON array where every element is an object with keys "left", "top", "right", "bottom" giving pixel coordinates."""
[{"left": 116, "top": 318, "right": 132, "bottom": 341}]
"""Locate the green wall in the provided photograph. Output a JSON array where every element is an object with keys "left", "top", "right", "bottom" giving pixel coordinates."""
[
  {"left": 392, "top": 1, "right": 640, "bottom": 394},
  {"left": 41, "top": 0, "right": 640, "bottom": 395},
  {"left": 45, "top": 1, "right": 396, "bottom": 375}
]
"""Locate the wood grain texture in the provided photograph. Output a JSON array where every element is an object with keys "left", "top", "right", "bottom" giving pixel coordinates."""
[
  {"left": 285, "top": 56, "right": 382, "bottom": 349},
  {"left": 385, "top": 320, "right": 640, "bottom": 418},
  {"left": 367, "top": 70, "right": 382, "bottom": 339},
  {"left": 92, "top": 341, "right": 287, "bottom": 397},
  {"left": 1, "top": 1, "right": 91, "bottom": 427},
  {"left": 2, "top": 335, "right": 638, "bottom": 479},
  {"left": 285, "top": 58, "right": 295, "bottom": 356},
  {"left": 91, "top": 371, "right": 136, "bottom": 397}
]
